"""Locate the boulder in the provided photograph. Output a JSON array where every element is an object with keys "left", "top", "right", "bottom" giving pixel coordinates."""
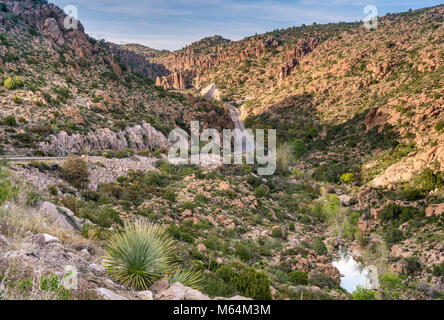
[
  {"left": 149, "top": 278, "right": 169, "bottom": 294},
  {"left": 155, "top": 283, "right": 210, "bottom": 300},
  {"left": 34, "top": 233, "right": 60, "bottom": 245},
  {"left": 137, "top": 290, "right": 154, "bottom": 300},
  {"left": 338, "top": 194, "right": 353, "bottom": 206},
  {"left": 425, "top": 203, "right": 444, "bottom": 217},
  {"left": 38, "top": 202, "right": 75, "bottom": 231},
  {"left": 96, "top": 288, "right": 128, "bottom": 300}
]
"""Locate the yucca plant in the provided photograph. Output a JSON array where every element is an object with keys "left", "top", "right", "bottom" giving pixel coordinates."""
[
  {"left": 103, "top": 220, "right": 175, "bottom": 290},
  {"left": 169, "top": 267, "right": 203, "bottom": 291}
]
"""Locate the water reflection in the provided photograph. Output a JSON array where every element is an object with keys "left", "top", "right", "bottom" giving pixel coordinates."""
[{"left": 332, "top": 249, "right": 379, "bottom": 293}]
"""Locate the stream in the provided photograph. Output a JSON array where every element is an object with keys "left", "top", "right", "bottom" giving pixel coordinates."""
[{"left": 332, "top": 249, "right": 379, "bottom": 293}]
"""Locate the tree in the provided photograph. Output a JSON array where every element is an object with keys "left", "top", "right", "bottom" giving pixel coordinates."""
[{"left": 60, "top": 155, "right": 90, "bottom": 189}]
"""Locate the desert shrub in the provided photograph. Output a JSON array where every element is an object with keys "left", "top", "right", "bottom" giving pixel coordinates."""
[
  {"left": 79, "top": 206, "right": 122, "bottom": 228},
  {"left": 308, "top": 271, "right": 339, "bottom": 289},
  {"left": 163, "top": 189, "right": 176, "bottom": 202},
  {"left": 204, "top": 275, "right": 236, "bottom": 298},
  {"left": 352, "top": 286, "right": 377, "bottom": 300},
  {"left": 3, "top": 76, "right": 23, "bottom": 90},
  {"left": 292, "top": 139, "right": 305, "bottom": 159},
  {"left": 39, "top": 273, "right": 71, "bottom": 300},
  {"left": 60, "top": 156, "right": 90, "bottom": 189},
  {"left": 195, "top": 193, "right": 210, "bottom": 204},
  {"left": 80, "top": 190, "right": 100, "bottom": 201},
  {"left": 271, "top": 227, "right": 283, "bottom": 239},
  {"left": 3, "top": 115, "right": 17, "bottom": 127},
  {"left": 399, "top": 186, "right": 424, "bottom": 201},
  {"left": 383, "top": 226, "right": 404, "bottom": 248},
  {"left": 339, "top": 173, "right": 356, "bottom": 185},
  {"left": 235, "top": 243, "right": 252, "bottom": 262},
  {"left": 26, "top": 190, "right": 43, "bottom": 206},
  {"left": 380, "top": 272, "right": 402, "bottom": 289},
  {"left": 288, "top": 270, "right": 308, "bottom": 285},
  {"left": 181, "top": 201, "right": 195, "bottom": 211},
  {"left": 415, "top": 168, "right": 442, "bottom": 192},
  {"left": 48, "top": 185, "right": 58, "bottom": 196},
  {"left": 216, "top": 263, "right": 272, "bottom": 300},
  {"left": 403, "top": 257, "right": 421, "bottom": 275},
  {"left": 144, "top": 171, "right": 169, "bottom": 187},
  {"left": 312, "top": 237, "right": 327, "bottom": 256},
  {"left": 0, "top": 179, "right": 18, "bottom": 205},
  {"left": 378, "top": 203, "right": 419, "bottom": 223},
  {"left": 247, "top": 175, "right": 262, "bottom": 188},
  {"left": 289, "top": 222, "right": 295, "bottom": 232},
  {"left": 435, "top": 122, "right": 444, "bottom": 132},
  {"left": 431, "top": 262, "right": 444, "bottom": 278},
  {"left": 276, "top": 143, "right": 292, "bottom": 176}
]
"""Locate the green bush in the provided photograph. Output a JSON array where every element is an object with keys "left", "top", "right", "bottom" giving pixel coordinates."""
[
  {"left": 216, "top": 263, "right": 272, "bottom": 300},
  {"left": 312, "top": 237, "right": 327, "bottom": 256},
  {"left": 3, "top": 115, "right": 17, "bottom": 127},
  {"left": 254, "top": 185, "right": 269, "bottom": 198},
  {"left": 352, "top": 286, "right": 377, "bottom": 300},
  {"left": 104, "top": 220, "right": 202, "bottom": 290},
  {"left": 379, "top": 203, "right": 419, "bottom": 223},
  {"left": 79, "top": 206, "right": 122, "bottom": 228},
  {"left": 339, "top": 173, "right": 356, "bottom": 185},
  {"left": 415, "top": 168, "right": 442, "bottom": 192},
  {"left": 308, "top": 271, "right": 339, "bottom": 289},
  {"left": 39, "top": 273, "right": 71, "bottom": 300},
  {"left": 435, "top": 122, "right": 444, "bottom": 133},
  {"left": 60, "top": 156, "right": 90, "bottom": 189},
  {"left": 431, "top": 262, "right": 444, "bottom": 278},
  {"left": 271, "top": 227, "right": 283, "bottom": 239},
  {"left": 3, "top": 76, "right": 23, "bottom": 90},
  {"left": 0, "top": 179, "right": 18, "bottom": 205},
  {"left": 400, "top": 186, "right": 424, "bottom": 201},
  {"left": 288, "top": 270, "right": 308, "bottom": 285},
  {"left": 163, "top": 189, "right": 177, "bottom": 202},
  {"left": 235, "top": 243, "right": 252, "bottom": 262},
  {"left": 383, "top": 226, "right": 404, "bottom": 248}
]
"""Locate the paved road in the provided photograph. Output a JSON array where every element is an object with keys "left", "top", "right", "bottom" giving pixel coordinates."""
[{"left": 225, "top": 103, "right": 255, "bottom": 154}]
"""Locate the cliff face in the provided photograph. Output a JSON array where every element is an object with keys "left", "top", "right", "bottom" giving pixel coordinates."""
[{"left": 40, "top": 122, "right": 169, "bottom": 156}]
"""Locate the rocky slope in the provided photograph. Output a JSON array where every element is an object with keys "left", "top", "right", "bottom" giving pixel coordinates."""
[
  {"left": 127, "top": 5, "right": 444, "bottom": 189},
  {"left": 0, "top": 0, "right": 232, "bottom": 156}
]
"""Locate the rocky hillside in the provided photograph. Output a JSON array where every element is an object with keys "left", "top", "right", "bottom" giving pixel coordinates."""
[
  {"left": 128, "top": 5, "right": 444, "bottom": 189},
  {"left": 0, "top": 1, "right": 442, "bottom": 301},
  {"left": 0, "top": 0, "right": 232, "bottom": 156}
]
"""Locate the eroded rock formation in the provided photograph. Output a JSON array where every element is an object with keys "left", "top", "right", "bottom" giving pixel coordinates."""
[{"left": 40, "top": 122, "right": 169, "bottom": 156}]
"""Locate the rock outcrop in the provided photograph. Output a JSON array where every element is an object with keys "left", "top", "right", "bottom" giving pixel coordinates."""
[{"left": 40, "top": 122, "right": 169, "bottom": 156}]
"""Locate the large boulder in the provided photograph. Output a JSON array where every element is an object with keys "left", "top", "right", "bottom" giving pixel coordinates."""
[
  {"left": 38, "top": 202, "right": 75, "bottom": 231},
  {"left": 155, "top": 283, "right": 210, "bottom": 300}
]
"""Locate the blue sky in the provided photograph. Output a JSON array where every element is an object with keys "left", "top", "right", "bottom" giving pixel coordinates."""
[{"left": 51, "top": 0, "right": 443, "bottom": 51}]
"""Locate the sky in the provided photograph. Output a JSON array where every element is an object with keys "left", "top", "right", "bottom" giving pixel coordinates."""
[{"left": 51, "top": 0, "right": 443, "bottom": 51}]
